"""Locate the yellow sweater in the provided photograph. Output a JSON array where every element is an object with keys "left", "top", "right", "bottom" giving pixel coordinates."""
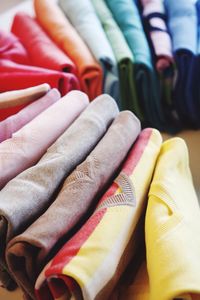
[{"left": 146, "top": 137, "right": 200, "bottom": 300}]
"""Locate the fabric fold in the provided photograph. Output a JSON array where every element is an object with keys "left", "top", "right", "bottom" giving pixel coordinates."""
[
  {"left": 92, "top": 0, "right": 142, "bottom": 119},
  {"left": 0, "top": 59, "right": 79, "bottom": 97},
  {"left": 141, "top": 0, "right": 173, "bottom": 70},
  {"left": 106, "top": 0, "right": 165, "bottom": 129},
  {"left": 34, "top": 0, "right": 103, "bottom": 100},
  {"left": 146, "top": 138, "right": 200, "bottom": 299},
  {"left": 140, "top": 0, "right": 180, "bottom": 131},
  {"left": 0, "top": 88, "right": 60, "bottom": 143},
  {"left": 7, "top": 111, "right": 141, "bottom": 299},
  {"left": 0, "top": 90, "right": 88, "bottom": 189},
  {"left": 165, "top": 0, "right": 197, "bottom": 124},
  {"left": 35, "top": 128, "right": 162, "bottom": 300},
  {"left": 0, "top": 83, "right": 50, "bottom": 121},
  {"left": 11, "top": 13, "right": 76, "bottom": 74},
  {"left": 58, "top": 0, "right": 120, "bottom": 106},
  {"left": 0, "top": 94, "right": 118, "bottom": 290},
  {"left": 191, "top": 0, "right": 200, "bottom": 127},
  {"left": 0, "top": 30, "right": 29, "bottom": 65}
]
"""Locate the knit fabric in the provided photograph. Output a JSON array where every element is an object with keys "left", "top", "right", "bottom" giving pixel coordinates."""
[
  {"left": 0, "top": 84, "right": 50, "bottom": 121},
  {"left": 91, "top": 0, "right": 141, "bottom": 118},
  {"left": 0, "top": 90, "right": 89, "bottom": 189},
  {"left": 7, "top": 111, "right": 141, "bottom": 300},
  {"left": 146, "top": 138, "right": 200, "bottom": 299},
  {"left": 165, "top": 0, "right": 198, "bottom": 124},
  {"left": 106, "top": 0, "right": 165, "bottom": 129},
  {"left": 11, "top": 13, "right": 76, "bottom": 74},
  {"left": 189, "top": 0, "right": 200, "bottom": 127},
  {"left": 0, "top": 59, "right": 79, "bottom": 97},
  {"left": 35, "top": 128, "right": 162, "bottom": 300},
  {"left": 140, "top": 0, "right": 180, "bottom": 131},
  {"left": 141, "top": 0, "right": 173, "bottom": 68},
  {"left": 34, "top": 0, "right": 103, "bottom": 100},
  {"left": 0, "top": 30, "right": 29, "bottom": 64},
  {"left": 0, "top": 94, "right": 118, "bottom": 290},
  {"left": 0, "top": 88, "right": 60, "bottom": 142},
  {"left": 58, "top": 0, "right": 120, "bottom": 106}
]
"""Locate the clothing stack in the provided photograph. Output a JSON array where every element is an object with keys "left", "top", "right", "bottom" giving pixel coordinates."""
[
  {"left": 1, "top": 1, "right": 200, "bottom": 299},
  {"left": 1, "top": 0, "right": 200, "bottom": 132},
  {"left": 0, "top": 86, "right": 200, "bottom": 300}
]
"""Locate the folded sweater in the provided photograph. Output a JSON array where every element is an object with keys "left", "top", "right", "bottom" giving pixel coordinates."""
[
  {"left": 0, "top": 88, "right": 60, "bottom": 142},
  {"left": 11, "top": 13, "right": 76, "bottom": 74},
  {"left": 0, "top": 90, "right": 88, "bottom": 189},
  {"left": 58, "top": 0, "right": 120, "bottom": 107},
  {"left": 146, "top": 138, "right": 200, "bottom": 299},
  {"left": 34, "top": 0, "right": 103, "bottom": 100},
  {"left": 7, "top": 111, "right": 141, "bottom": 299},
  {"left": 35, "top": 128, "right": 162, "bottom": 300},
  {"left": 0, "top": 59, "right": 79, "bottom": 97},
  {"left": 0, "top": 94, "right": 118, "bottom": 290},
  {"left": 0, "top": 30, "right": 29, "bottom": 64},
  {"left": 107, "top": 0, "right": 165, "bottom": 129},
  {"left": 92, "top": 0, "right": 142, "bottom": 119},
  {"left": 0, "top": 83, "right": 50, "bottom": 121}
]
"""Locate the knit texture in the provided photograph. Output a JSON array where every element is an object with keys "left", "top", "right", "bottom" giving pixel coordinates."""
[
  {"left": 35, "top": 128, "right": 162, "bottom": 300},
  {"left": 58, "top": 0, "right": 120, "bottom": 106},
  {"left": 0, "top": 90, "right": 89, "bottom": 189},
  {"left": 0, "top": 88, "right": 60, "bottom": 142},
  {"left": 146, "top": 138, "right": 200, "bottom": 299},
  {"left": 11, "top": 13, "right": 76, "bottom": 74},
  {"left": 34, "top": 0, "right": 103, "bottom": 100},
  {"left": 0, "top": 83, "right": 50, "bottom": 121},
  {"left": 7, "top": 111, "right": 140, "bottom": 299},
  {"left": 92, "top": 0, "right": 142, "bottom": 119}
]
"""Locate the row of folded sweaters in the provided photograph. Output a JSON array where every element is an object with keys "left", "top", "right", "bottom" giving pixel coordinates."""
[
  {"left": 0, "top": 84, "right": 199, "bottom": 300},
  {"left": 2, "top": 0, "right": 200, "bottom": 132}
]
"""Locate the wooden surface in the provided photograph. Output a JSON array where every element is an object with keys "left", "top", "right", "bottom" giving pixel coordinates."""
[{"left": 0, "top": 1, "right": 200, "bottom": 299}]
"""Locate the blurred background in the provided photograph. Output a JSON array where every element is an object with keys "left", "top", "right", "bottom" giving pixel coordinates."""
[{"left": 0, "top": 0, "right": 27, "bottom": 13}]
